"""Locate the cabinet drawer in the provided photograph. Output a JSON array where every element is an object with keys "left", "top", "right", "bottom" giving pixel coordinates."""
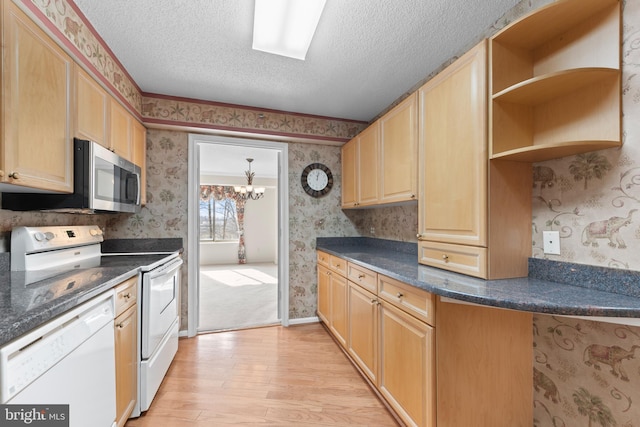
[
  {"left": 378, "top": 274, "right": 435, "bottom": 326},
  {"left": 317, "top": 251, "right": 330, "bottom": 267},
  {"left": 328, "top": 255, "right": 347, "bottom": 277},
  {"left": 347, "top": 262, "right": 377, "bottom": 293},
  {"left": 419, "top": 240, "right": 487, "bottom": 279},
  {"left": 115, "top": 276, "right": 138, "bottom": 316}
]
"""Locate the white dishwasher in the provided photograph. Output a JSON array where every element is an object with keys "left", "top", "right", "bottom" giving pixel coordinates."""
[{"left": 0, "top": 291, "right": 117, "bottom": 427}]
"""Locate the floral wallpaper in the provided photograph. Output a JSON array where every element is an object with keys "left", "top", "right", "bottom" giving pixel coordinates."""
[
  {"left": 529, "top": 0, "right": 640, "bottom": 272},
  {"left": 526, "top": 0, "right": 640, "bottom": 424},
  {"left": 534, "top": 315, "right": 640, "bottom": 427},
  {"left": 288, "top": 143, "right": 360, "bottom": 318},
  {"left": 140, "top": 95, "right": 366, "bottom": 143},
  {"left": 0, "top": 209, "right": 110, "bottom": 243}
]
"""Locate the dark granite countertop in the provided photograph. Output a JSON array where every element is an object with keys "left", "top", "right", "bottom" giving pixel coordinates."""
[
  {"left": 0, "top": 238, "right": 182, "bottom": 347},
  {"left": 316, "top": 237, "right": 640, "bottom": 320}
]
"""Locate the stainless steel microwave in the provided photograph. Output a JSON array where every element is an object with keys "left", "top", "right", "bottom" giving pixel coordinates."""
[{"left": 2, "top": 138, "right": 141, "bottom": 214}]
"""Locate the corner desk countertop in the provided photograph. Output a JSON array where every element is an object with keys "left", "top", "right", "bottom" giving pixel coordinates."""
[{"left": 316, "top": 237, "right": 640, "bottom": 323}]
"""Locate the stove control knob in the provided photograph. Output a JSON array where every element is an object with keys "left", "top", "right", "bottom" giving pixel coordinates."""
[
  {"left": 34, "top": 232, "right": 45, "bottom": 242},
  {"left": 44, "top": 232, "right": 55, "bottom": 240},
  {"left": 90, "top": 228, "right": 103, "bottom": 236}
]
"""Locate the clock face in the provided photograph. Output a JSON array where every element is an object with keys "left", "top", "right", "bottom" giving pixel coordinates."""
[
  {"left": 307, "top": 169, "right": 328, "bottom": 191},
  {"left": 301, "top": 163, "right": 333, "bottom": 197}
]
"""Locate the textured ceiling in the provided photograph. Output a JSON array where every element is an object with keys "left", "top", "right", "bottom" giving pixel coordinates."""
[
  {"left": 72, "top": 0, "right": 520, "bottom": 122},
  {"left": 199, "top": 143, "right": 278, "bottom": 178}
]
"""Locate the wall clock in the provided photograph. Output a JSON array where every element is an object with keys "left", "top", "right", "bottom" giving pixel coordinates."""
[{"left": 301, "top": 163, "right": 333, "bottom": 198}]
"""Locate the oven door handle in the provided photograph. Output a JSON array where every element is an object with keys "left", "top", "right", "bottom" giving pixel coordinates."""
[{"left": 147, "top": 257, "right": 183, "bottom": 280}]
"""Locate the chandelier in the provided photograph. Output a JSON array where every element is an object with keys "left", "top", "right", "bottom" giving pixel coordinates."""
[{"left": 234, "top": 158, "right": 265, "bottom": 200}]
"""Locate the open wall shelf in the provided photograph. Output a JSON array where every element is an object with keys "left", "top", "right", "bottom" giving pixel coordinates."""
[{"left": 489, "top": 0, "right": 621, "bottom": 162}]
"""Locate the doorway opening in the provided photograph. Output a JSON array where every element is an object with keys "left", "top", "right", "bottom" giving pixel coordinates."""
[{"left": 187, "top": 134, "right": 289, "bottom": 336}]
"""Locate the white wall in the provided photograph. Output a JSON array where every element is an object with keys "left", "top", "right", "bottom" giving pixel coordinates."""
[
  {"left": 199, "top": 187, "right": 278, "bottom": 265},
  {"left": 244, "top": 187, "right": 277, "bottom": 263}
]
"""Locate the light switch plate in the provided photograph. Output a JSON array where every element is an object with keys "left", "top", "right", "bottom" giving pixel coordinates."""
[{"left": 543, "top": 231, "right": 561, "bottom": 255}]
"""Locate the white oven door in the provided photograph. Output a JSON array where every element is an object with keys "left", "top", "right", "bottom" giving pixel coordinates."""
[{"left": 141, "top": 257, "right": 182, "bottom": 359}]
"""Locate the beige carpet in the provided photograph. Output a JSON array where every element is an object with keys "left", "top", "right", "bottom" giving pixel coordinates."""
[{"left": 198, "top": 263, "right": 279, "bottom": 332}]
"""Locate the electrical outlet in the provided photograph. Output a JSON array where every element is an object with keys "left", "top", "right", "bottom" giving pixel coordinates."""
[
  {"left": 543, "top": 231, "right": 561, "bottom": 255},
  {"left": 370, "top": 227, "right": 375, "bottom": 235}
]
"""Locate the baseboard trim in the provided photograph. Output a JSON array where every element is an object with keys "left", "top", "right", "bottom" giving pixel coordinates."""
[{"left": 288, "top": 316, "right": 319, "bottom": 325}]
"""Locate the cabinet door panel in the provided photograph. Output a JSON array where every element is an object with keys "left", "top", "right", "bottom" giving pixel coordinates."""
[
  {"left": 330, "top": 273, "right": 348, "bottom": 347},
  {"left": 115, "top": 304, "right": 137, "bottom": 427},
  {"left": 76, "top": 67, "right": 108, "bottom": 146},
  {"left": 109, "top": 99, "right": 132, "bottom": 161},
  {"left": 419, "top": 42, "right": 487, "bottom": 247},
  {"left": 358, "top": 124, "right": 379, "bottom": 205},
  {"left": 2, "top": 2, "right": 73, "bottom": 192},
  {"left": 379, "top": 301, "right": 435, "bottom": 427},
  {"left": 348, "top": 283, "right": 377, "bottom": 383},
  {"left": 341, "top": 140, "right": 358, "bottom": 208},
  {"left": 380, "top": 93, "right": 417, "bottom": 203},
  {"left": 317, "top": 265, "right": 330, "bottom": 325}
]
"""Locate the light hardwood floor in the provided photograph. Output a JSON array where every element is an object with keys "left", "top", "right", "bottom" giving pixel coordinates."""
[{"left": 125, "top": 323, "right": 399, "bottom": 427}]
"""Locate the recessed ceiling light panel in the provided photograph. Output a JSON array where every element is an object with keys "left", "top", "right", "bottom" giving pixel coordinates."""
[{"left": 252, "top": 0, "right": 327, "bottom": 60}]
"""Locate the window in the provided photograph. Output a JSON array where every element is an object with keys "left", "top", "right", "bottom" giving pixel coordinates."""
[{"left": 199, "top": 196, "right": 239, "bottom": 241}]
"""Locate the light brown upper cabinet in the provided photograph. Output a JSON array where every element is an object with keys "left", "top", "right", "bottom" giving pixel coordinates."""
[
  {"left": 1, "top": 1, "right": 74, "bottom": 192},
  {"left": 379, "top": 93, "right": 418, "bottom": 204},
  {"left": 76, "top": 65, "right": 146, "bottom": 193},
  {"left": 341, "top": 123, "right": 379, "bottom": 208},
  {"left": 341, "top": 94, "right": 418, "bottom": 209},
  {"left": 418, "top": 40, "right": 532, "bottom": 279},
  {"left": 490, "top": 0, "right": 621, "bottom": 162},
  {"left": 76, "top": 67, "right": 109, "bottom": 147},
  {"left": 341, "top": 138, "right": 358, "bottom": 208},
  {"left": 109, "top": 98, "right": 133, "bottom": 162}
]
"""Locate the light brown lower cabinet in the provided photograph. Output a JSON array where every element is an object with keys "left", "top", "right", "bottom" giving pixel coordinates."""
[
  {"left": 318, "top": 251, "right": 534, "bottom": 427},
  {"left": 379, "top": 300, "right": 435, "bottom": 427},
  {"left": 319, "top": 254, "right": 435, "bottom": 427},
  {"left": 330, "top": 273, "right": 348, "bottom": 347},
  {"left": 114, "top": 277, "right": 138, "bottom": 427},
  {"left": 347, "top": 283, "right": 378, "bottom": 383},
  {"left": 317, "top": 252, "right": 348, "bottom": 347},
  {"left": 317, "top": 263, "right": 331, "bottom": 325}
]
